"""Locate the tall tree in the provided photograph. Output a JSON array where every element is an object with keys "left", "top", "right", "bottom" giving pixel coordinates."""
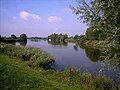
[{"left": 70, "top": 0, "right": 120, "bottom": 41}]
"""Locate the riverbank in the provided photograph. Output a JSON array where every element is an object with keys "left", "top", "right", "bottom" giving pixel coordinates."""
[{"left": 0, "top": 43, "right": 119, "bottom": 90}]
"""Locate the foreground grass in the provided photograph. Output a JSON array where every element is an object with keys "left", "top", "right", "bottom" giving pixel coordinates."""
[
  {"left": 0, "top": 54, "right": 80, "bottom": 90},
  {"left": 0, "top": 54, "right": 52, "bottom": 90}
]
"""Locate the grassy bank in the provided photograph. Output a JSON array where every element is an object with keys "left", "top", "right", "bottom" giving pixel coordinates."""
[
  {"left": 0, "top": 43, "right": 119, "bottom": 90},
  {"left": 0, "top": 54, "right": 78, "bottom": 90},
  {"left": 0, "top": 43, "right": 54, "bottom": 69},
  {"left": 0, "top": 54, "right": 56, "bottom": 90}
]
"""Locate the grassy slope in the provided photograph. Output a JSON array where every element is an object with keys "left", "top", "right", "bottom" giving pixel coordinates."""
[{"left": 0, "top": 54, "right": 82, "bottom": 90}]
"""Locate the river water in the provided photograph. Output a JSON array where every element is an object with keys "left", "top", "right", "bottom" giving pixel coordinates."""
[{"left": 16, "top": 39, "right": 120, "bottom": 84}]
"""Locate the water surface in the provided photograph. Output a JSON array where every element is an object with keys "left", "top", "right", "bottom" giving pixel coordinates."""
[{"left": 17, "top": 39, "right": 120, "bottom": 84}]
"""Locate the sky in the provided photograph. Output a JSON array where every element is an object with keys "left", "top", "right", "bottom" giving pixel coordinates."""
[{"left": 0, "top": 0, "right": 87, "bottom": 37}]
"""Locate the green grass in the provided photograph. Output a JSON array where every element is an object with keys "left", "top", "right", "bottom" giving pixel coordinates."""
[
  {"left": 0, "top": 54, "right": 53, "bottom": 90},
  {"left": 0, "top": 54, "right": 80, "bottom": 90}
]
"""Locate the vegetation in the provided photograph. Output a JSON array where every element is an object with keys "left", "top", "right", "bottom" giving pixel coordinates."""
[
  {"left": 20, "top": 34, "right": 27, "bottom": 41},
  {"left": 28, "top": 37, "right": 47, "bottom": 39},
  {"left": 1, "top": 0, "right": 119, "bottom": 89},
  {"left": 0, "top": 55, "right": 58, "bottom": 90},
  {"left": 70, "top": 0, "right": 120, "bottom": 64},
  {"left": 48, "top": 40, "right": 68, "bottom": 46},
  {"left": 0, "top": 43, "right": 119, "bottom": 90},
  {"left": 48, "top": 33, "right": 68, "bottom": 42},
  {"left": 0, "top": 43, "right": 54, "bottom": 69},
  {"left": 0, "top": 34, "right": 27, "bottom": 42},
  {"left": 11, "top": 34, "right": 17, "bottom": 39}
]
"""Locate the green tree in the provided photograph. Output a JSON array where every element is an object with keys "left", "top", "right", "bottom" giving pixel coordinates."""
[
  {"left": 11, "top": 34, "right": 17, "bottom": 39},
  {"left": 48, "top": 33, "right": 68, "bottom": 42},
  {"left": 20, "top": 34, "right": 27, "bottom": 41},
  {"left": 74, "top": 35, "right": 79, "bottom": 40},
  {"left": 0, "top": 35, "right": 4, "bottom": 41},
  {"left": 70, "top": 0, "right": 120, "bottom": 41}
]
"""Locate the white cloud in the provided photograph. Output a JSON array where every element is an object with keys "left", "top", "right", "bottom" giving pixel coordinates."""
[
  {"left": 48, "top": 16, "right": 61, "bottom": 23},
  {"left": 20, "top": 11, "right": 30, "bottom": 20},
  {"left": 19, "top": 11, "right": 41, "bottom": 21}
]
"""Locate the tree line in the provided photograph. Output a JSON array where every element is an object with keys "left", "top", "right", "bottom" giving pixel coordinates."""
[
  {"left": 48, "top": 33, "right": 68, "bottom": 42},
  {"left": 0, "top": 34, "right": 27, "bottom": 42}
]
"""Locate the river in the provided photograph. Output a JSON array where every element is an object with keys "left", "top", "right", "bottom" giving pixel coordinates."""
[{"left": 16, "top": 39, "right": 120, "bottom": 84}]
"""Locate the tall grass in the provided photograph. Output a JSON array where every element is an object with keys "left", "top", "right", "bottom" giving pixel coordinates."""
[{"left": 0, "top": 43, "right": 54, "bottom": 69}]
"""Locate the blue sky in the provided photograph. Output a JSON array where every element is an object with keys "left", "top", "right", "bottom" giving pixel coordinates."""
[{"left": 0, "top": 0, "right": 87, "bottom": 37}]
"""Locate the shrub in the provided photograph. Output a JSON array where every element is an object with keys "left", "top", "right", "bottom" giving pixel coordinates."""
[{"left": 0, "top": 43, "right": 54, "bottom": 69}]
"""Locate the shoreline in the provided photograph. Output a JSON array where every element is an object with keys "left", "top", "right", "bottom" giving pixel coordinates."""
[{"left": 0, "top": 43, "right": 119, "bottom": 89}]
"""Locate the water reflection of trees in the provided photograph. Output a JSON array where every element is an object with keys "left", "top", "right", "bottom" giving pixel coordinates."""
[
  {"left": 48, "top": 40, "right": 68, "bottom": 46},
  {"left": 78, "top": 44, "right": 101, "bottom": 62},
  {"left": 30, "top": 39, "right": 41, "bottom": 42},
  {"left": 3, "top": 40, "right": 27, "bottom": 46},
  {"left": 19, "top": 41, "right": 27, "bottom": 46},
  {"left": 85, "top": 48, "right": 100, "bottom": 62}
]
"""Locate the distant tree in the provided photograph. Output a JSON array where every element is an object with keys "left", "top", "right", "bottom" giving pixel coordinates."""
[
  {"left": 0, "top": 35, "right": 4, "bottom": 41},
  {"left": 0, "top": 35, "right": 1, "bottom": 37},
  {"left": 74, "top": 35, "right": 79, "bottom": 40},
  {"left": 48, "top": 33, "right": 68, "bottom": 42},
  {"left": 63, "top": 34, "right": 68, "bottom": 40},
  {"left": 11, "top": 34, "right": 17, "bottom": 39},
  {"left": 20, "top": 34, "right": 27, "bottom": 41}
]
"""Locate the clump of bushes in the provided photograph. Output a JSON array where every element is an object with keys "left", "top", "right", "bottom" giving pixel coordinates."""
[
  {"left": 44, "top": 68, "right": 118, "bottom": 90},
  {"left": 0, "top": 43, "right": 54, "bottom": 69}
]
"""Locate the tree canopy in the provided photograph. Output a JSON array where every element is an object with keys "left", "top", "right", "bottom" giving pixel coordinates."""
[
  {"left": 70, "top": 0, "right": 120, "bottom": 42},
  {"left": 11, "top": 34, "right": 17, "bottom": 39},
  {"left": 48, "top": 33, "right": 68, "bottom": 42},
  {"left": 20, "top": 34, "right": 27, "bottom": 41}
]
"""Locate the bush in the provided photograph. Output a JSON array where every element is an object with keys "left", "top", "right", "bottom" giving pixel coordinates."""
[{"left": 0, "top": 43, "right": 54, "bottom": 69}]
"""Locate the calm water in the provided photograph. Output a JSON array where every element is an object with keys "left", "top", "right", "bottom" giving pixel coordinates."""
[{"left": 17, "top": 39, "right": 120, "bottom": 84}]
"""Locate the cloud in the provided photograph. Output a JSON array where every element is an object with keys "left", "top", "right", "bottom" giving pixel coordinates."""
[
  {"left": 19, "top": 11, "right": 41, "bottom": 21},
  {"left": 48, "top": 16, "right": 61, "bottom": 23},
  {"left": 20, "top": 11, "right": 30, "bottom": 20}
]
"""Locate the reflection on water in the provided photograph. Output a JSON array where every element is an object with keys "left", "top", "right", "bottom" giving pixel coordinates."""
[
  {"left": 24, "top": 39, "right": 120, "bottom": 84},
  {"left": 19, "top": 41, "right": 27, "bottom": 46},
  {"left": 3, "top": 41, "right": 27, "bottom": 46},
  {"left": 85, "top": 48, "right": 100, "bottom": 62},
  {"left": 78, "top": 44, "right": 100, "bottom": 62},
  {"left": 31, "top": 39, "right": 41, "bottom": 42},
  {"left": 48, "top": 40, "right": 68, "bottom": 46}
]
